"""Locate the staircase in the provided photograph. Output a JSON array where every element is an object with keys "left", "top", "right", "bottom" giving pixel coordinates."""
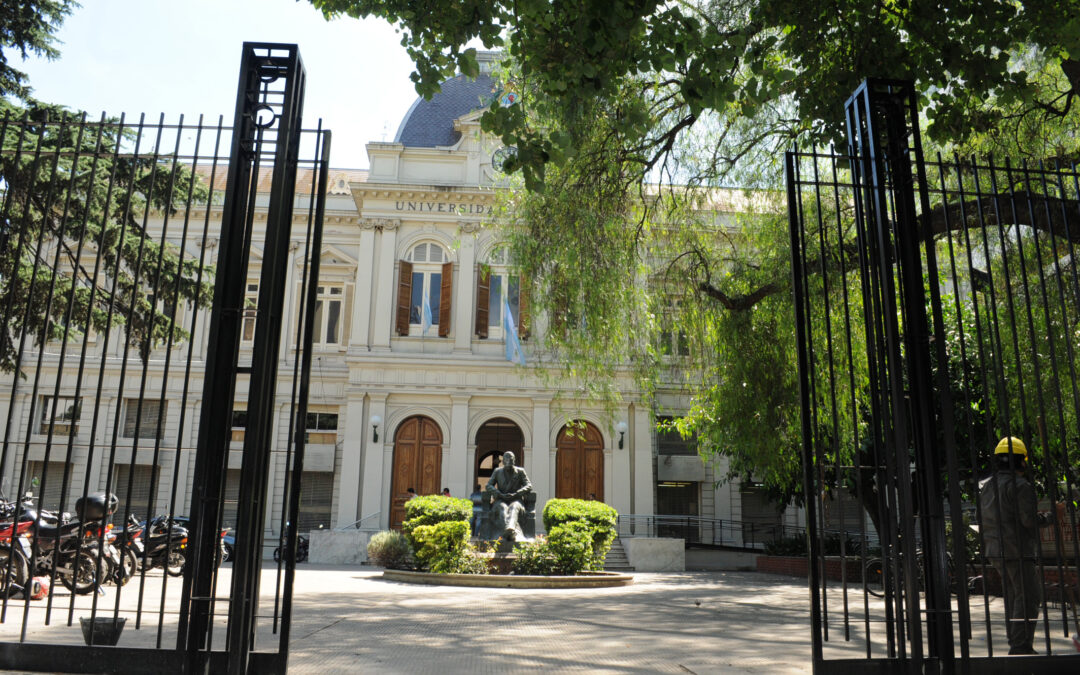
[{"left": 603, "top": 537, "right": 635, "bottom": 571}]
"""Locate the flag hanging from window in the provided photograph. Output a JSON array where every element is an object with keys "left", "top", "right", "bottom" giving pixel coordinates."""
[
  {"left": 503, "top": 294, "right": 526, "bottom": 365},
  {"left": 421, "top": 291, "right": 433, "bottom": 336}
]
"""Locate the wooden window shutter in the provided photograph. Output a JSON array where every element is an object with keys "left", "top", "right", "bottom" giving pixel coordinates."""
[
  {"left": 342, "top": 282, "right": 354, "bottom": 345},
  {"left": 518, "top": 275, "right": 530, "bottom": 339},
  {"left": 474, "top": 267, "right": 489, "bottom": 338},
  {"left": 438, "top": 261, "right": 453, "bottom": 337},
  {"left": 395, "top": 261, "right": 413, "bottom": 336}
]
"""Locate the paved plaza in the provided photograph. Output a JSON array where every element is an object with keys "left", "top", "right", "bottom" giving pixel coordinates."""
[{"left": 1, "top": 566, "right": 1078, "bottom": 673}]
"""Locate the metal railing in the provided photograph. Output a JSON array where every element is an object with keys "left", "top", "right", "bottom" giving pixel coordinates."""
[{"left": 616, "top": 514, "right": 880, "bottom": 552}]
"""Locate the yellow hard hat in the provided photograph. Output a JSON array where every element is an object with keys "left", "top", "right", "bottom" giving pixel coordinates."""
[{"left": 994, "top": 436, "right": 1027, "bottom": 458}]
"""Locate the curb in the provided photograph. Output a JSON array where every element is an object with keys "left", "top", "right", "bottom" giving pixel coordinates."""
[{"left": 382, "top": 569, "right": 634, "bottom": 588}]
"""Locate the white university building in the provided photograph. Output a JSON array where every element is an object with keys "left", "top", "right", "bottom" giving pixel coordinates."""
[{"left": 1, "top": 54, "right": 822, "bottom": 564}]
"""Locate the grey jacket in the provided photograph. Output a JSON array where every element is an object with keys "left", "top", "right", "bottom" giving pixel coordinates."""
[{"left": 979, "top": 470, "right": 1040, "bottom": 560}]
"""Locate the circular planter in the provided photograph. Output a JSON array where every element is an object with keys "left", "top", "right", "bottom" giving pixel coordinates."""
[{"left": 382, "top": 569, "right": 633, "bottom": 589}]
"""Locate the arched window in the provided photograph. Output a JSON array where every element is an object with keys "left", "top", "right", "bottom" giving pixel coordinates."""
[
  {"left": 475, "top": 247, "right": 527, "bottom": 340},
  {"left": 396, "top": 242, "right": 453, "bottom": 337}
]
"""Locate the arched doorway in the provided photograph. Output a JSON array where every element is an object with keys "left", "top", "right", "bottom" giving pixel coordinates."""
[
  {"left": 474, "top": 417, "right": 525, "bottom": 490},
  {"left": 555, "top": 421, "right": 604, "bottom": 501},
  {"left": 389, "top": 415, "right": 443, "bottom": 529}
]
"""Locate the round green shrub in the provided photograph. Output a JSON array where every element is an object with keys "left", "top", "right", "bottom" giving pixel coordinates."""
[
  {"left": 411, "top": 520, "right": 483, "bottom": 574},
  {"left": 542, "top": 498, "right": 618, "bottom": 570},
  {"left": 402, "top": 495, "right": 472, "bottom": 549},
  {"left": 367, "top": 530, "right": 413, "bottom": 569},
  {"left": 546, "top": 521, "right": 594, "bottom": 574},
  {"left": 512, "top": 537, "right": 557, "bottom": 575}
]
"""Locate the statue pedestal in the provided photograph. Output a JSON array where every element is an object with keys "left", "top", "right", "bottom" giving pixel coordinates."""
[{"left": 475, "top": 551, "right": 517, "bottom": 574}]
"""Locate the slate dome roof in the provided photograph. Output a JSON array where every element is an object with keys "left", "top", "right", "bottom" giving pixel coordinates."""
[{"left": 394, "top": 71, "right": 497, "bottom": 148}]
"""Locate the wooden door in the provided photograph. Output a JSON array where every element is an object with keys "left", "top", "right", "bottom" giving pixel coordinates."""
[
  {"left": 555, "top": 422, "right": 604, "bottom": 501},
  {"left": 389, "top": 416, "right": 443, "bottom": 529}
]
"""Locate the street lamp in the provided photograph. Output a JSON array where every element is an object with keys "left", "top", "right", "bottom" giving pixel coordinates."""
[{"left": 371, "top": 415, "right": 382, "bottom": 443}]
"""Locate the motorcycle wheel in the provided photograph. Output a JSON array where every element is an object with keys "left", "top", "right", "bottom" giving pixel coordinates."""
[
  {"left": 166, "top": 552, "right": 185, "bottom": 577},
  {"left": 273, "top": 547, "right": 282, "bottom": 563},
  {"left": 59, "top": 548, "right": 104, "bottom": 595},
  {"left": 0, "top": 545, "right": 29, "bottom": 598},
  {"left": 222, "top": 542, "right": 233, "bottom": 563},
  {"left": 117, "top": 548, "right": 138, "bottom": 587}
]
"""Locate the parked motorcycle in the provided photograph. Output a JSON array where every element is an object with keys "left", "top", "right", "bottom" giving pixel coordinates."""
[
  {"left": 0, "top": 491, "right": 116, "bottom": 595},
  {"left": 138, "top": 516, "right": 189, "bottom": 577},
  {"left": 105, "top": 514, "right": 144, "bottom": 586},
  {"left": 273, "top": 533, "right": 309, "bottom": 563}
]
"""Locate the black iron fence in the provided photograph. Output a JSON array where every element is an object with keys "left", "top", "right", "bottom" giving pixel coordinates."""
[
  {"left": 0, "top": 43, "right": 328, "bottom": 674},
  {"left": 616, "top": 514, "right": 882, "bottom": 553},
  {"left": 788, "top": 80, "right": 1080, "bottom": 672}
]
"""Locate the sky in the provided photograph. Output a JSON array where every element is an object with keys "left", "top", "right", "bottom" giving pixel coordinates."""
[{"left": 17, "top": 0, "right": 424, "bottom": 169}]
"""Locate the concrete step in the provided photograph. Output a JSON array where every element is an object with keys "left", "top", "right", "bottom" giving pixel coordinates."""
[{"left": 604, "top": 537, "right": 635, "bottom": 571}]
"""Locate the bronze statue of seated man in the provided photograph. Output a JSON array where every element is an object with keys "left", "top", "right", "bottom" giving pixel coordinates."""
[{"left": 480, "top": 451, "right": 535, "bottom": 542}]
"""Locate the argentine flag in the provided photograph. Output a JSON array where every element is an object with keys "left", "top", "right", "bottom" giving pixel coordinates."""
[
  {"left": 503, "top": 294, "right": 526, "bottom": 366},
  {"left": 420, "top": 292, "right": 433, "bottom": 336}
]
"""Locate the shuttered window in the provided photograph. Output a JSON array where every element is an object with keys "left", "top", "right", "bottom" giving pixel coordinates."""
[
  {"left": 123, "top": 398, "right": 166, "bottom": 440},
  {"left": 657, "top": 417, "right": 697, "bottom": 456},
  {"left": 295, "top": 471, "right": 334, "bottom": 532},
  {"left": 27, "top": 461, "right": 72, "bottom": 512},
  {"left": 221, "top": 469, "right": 242, "bottom": 530},
  {"left": 113, "top": 464, "right": 159, "bottom": 521},
  {"left": 396, "top": 243, "right": 452, "bottom": 337},
  {"left": 476, "top": 249, "right": 527, "bottom": 340}
]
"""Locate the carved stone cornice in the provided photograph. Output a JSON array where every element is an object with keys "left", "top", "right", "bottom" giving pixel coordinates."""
[
  {"left": 458, "top": 221, "right": 481, "bottom": 234},
  {"left": 359, "top": 217, "right": 401, "bottom": 231}
]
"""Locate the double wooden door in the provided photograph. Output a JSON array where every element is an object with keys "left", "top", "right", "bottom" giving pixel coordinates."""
[
  {"left": 555, "top": 422, "right": 604, "bottom": 501},
  {"left": 390, "top": 416, "right": 443, "bottom": 529}
]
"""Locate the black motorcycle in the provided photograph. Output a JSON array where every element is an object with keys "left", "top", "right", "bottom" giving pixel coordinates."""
[
  {"left": 1, "top": 492, "right": 116, "bottom": 595},
  {"left": 273, "top": 533, "right": 309, "bottom": 563},
  {"left": 138, "top": 516, "right": 189, "bottom": 577}
]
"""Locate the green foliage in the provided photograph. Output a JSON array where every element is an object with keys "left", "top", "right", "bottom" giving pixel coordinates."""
[
  {"left": 0, "top": 99, "right": 216, "bottom": 372},
  {"left": 512, "top": 521, "right": 595, "bottom": 575},
  {"left": 310, "top": 0, "right": 1080, "bottom": 188},
  {"left": 366, "top": 530, "right": 413, "bottom": 569},
  {"left": 511, "top": 536, "right": 558, "bottom": 575},
  {"left": 542, "top": 498, "right": 617, "bottom": 570},
  {"left": 0, "top": 0, "right": 77, "bottom": 100},
  {"left": 402, "top": 495, "right": 472, "bottom": 537},
  {"left": 409, "top": 520, "right": 487, "bottom": 574}
]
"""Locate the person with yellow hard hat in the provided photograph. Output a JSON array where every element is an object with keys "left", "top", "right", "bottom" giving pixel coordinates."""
[{"left": 978, "top": 436, "right": 1053, "bottom": 655}]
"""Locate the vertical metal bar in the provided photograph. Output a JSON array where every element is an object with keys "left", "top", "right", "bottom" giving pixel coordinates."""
[
  {"left": 787, "top": 148, "right": 824, "bottom": 667},
  {"left": 277, "top": 124, "right": 330, "bottom": 664},
  {"left": 182, "top": 44, "right": 266, "bottom": 671},
  {"left": 227, "top": 43, "right": 306, "bottom": 675}
]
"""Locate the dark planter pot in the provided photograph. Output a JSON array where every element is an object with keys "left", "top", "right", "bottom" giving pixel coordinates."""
[{"left": 80, "top": 617, "right": 126, "bottom": 646}]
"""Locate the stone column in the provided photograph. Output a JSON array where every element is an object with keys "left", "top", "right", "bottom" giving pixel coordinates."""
[
  {"left": 448, "top": 395, "right": 470, "bottom": 497},
  {"left": 336, "top": 392, "right": 366, "bottom": 527},
  {"left": 633, "top": 405, "right": 654, "bottom": 517},
  {"left": 360, "top": 394, "right": 388, "bottom": 529},
  {"left": 453, "top": 223, "right": 478, "bottom": 353},
  {"left": 370, "top": 220, "right": 400, "bottom": 351},
  {"left": 530, "top": 398, "right": 551, "bottom": 529},
  {"left": 352, "top": 222, "right": 378, "bottom": 349}
]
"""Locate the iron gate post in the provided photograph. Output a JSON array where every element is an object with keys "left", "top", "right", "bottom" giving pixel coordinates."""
[
  {"left": 845, "top": 79, "right": 956, "bottom": 672},
  {"left": 181, "top": 43, "right": 309, "bottom": 675}
]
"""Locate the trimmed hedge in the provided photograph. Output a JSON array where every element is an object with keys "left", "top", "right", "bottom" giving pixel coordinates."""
[
  {"left": 411, "top": 520, "right": 484, "bottom": 573},
  {"left": 367, "top": 530, "right": 413, "bottom": 569},
  {"left": 542, "top": 499, "right": 618, "bottom": 571},
  {"left": 512, "top": 521, "right": 595, "bottom": 576},
  {"left": 402, "top": 495, "right": 472, "bottom": 543}
]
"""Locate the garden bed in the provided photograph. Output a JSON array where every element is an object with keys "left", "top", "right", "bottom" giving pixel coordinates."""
[{"left": 382, "top": 569, "right": 633, "bottom": 588}]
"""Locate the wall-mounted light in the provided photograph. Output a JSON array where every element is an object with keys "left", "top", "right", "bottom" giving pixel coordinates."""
[
  {"left": 616, "top": 421, "right": 628, "bottom": 450},
  {"left": 371, "top": 415, "right": 382, "bottom": 443}
]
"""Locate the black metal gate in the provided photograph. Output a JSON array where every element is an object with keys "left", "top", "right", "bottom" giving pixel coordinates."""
[
  {"left": 0, "top": 43, "right": 328, "bottom": 674},
  {"left": 788, "top": 80, "right": 1080, "bottom": 673}
]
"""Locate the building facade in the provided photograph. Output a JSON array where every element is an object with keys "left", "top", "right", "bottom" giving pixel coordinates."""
[{"left": 1, "top": 54, "right": 811, "bottom": 554}]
